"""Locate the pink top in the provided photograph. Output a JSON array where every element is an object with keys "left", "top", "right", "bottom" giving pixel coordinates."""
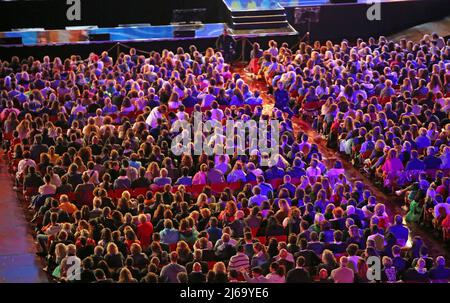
[
  {"left": 382, "top": 158, "right": 404, "bottom": 174},
  {"left": 192, "top": 171, "right": 207, "bottom": 185}
]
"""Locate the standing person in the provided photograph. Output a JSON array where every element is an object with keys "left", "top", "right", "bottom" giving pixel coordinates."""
[
  {"left": 216, "top": 28, "right": 236, "bottom": 64},
  {"left": 247, "top": 42, "right": 263, "bottom": 74},
  {"left": 330, "top": 257, "right": 354, "bottom": 283}
]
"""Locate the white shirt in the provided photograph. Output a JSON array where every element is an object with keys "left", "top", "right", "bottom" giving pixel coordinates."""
[
  {"left": 176, "top": 111, "right": 189, "bottom": 121},
  {"left": 39, "top": 183, "right": 57, "bottom": 195},
  {"left": 16, "top": 158, "right": 36, "bottom": 178},
  {"left": 71, "top": 104, "right": 87, "bottom": 115},
  {"left": 249, "top": 194, "right": 268, "bottom": 207},
  {"left": 146, "top": 107, "right": 162, "bottom": 128},
  {"left": 265, "top": 273, "right": 285, "bottom": 283},
  {"left": 211, "top": 108, "right": 224, "bottom": 121},
  {"left": 306, "top": 166, "right": 322, "bottom": 179},
  {"left": 86, "top": 169, "right": 99, "bottom": 185},
  {"left": 50, "top": 174, "right": 62, "bottom": 188}
]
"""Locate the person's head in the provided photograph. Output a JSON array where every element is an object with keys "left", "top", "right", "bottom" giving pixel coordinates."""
[
  {"left": 340, "top": 256, "right": 349, "bottom": 268},
  {"left": 435, "top": 256, "right": 446, "bottom": 267},
  {"left": 118, "top": 267, "right": 133, "bottom": 283},
  {"left": 213, "top": 262, "right": 226, "bottom": 274},
  {"left": 296, "top": 256, "right": 306, "bottom": 268},
  {"left": 94, "top": 269, "right": 106, "bottom": 281},
  {"left": 319, "top": 268, "right": 328, "bottom": 280},
  {"left": 416, "top": 258, "right": 426, "bottom": 270},
  {"left": 192, "top": 261, "right": 202, "bottom": 273},
  {"left": 346, "top": 244, "right": 359, "bottom": 256},
  {"left": 143, "top": 272, "right": 159, "bottom": 283},
  {"left": 177, "top": 272, "right": 188, "bottom": 283},
  {"left": 394, "top": 215, "right": 403, "bottom": 225},
  {"left": 382, "top": 256, "right": 392, "bottom": 268},
  {"left": 251, "top": 267, "right": 263, "bottom": 277},
  {"left": 170, "top": 251, "right": 178, "bottom": 263}
]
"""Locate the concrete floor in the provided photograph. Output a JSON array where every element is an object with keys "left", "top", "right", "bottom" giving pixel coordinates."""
[
  {"left": 389, "top": 16, "right": 450, "bottom": 41},
  {"left": 0, "top": 151, "right": 48, "bottom": 283}
]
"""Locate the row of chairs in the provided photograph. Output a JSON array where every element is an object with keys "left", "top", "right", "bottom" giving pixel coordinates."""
[
  {"left": 24, "top": 176, "right": 304, "bottom": 207},
  {"left": 44, "top": 103, "right": 260, "bottom": 126}
]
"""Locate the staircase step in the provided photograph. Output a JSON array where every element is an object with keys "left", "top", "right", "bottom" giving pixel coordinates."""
[
  {"left": 231, "top": 20, "right": 290, "bottom": 30},
  {"left": 231, "top": 8, "right": 285, "bottom": 17},
  {"left": 232, "top": 14, "right": 287, "bottom": 23}
]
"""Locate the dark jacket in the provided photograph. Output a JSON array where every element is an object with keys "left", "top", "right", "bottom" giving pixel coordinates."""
[{"left": 286, "top": 267, "right": 312, "bottom": 283}]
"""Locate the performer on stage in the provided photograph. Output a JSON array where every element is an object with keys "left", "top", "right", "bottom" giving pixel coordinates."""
[{"left": 216, "top": 27, "right": 237, "bottom": 64}]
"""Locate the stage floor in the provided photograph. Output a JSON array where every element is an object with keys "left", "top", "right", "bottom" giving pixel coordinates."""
[
  {"left": 0, "top": 23, "right": 226, "bottom": 47},
  {"left": 0, "top": 22, "right": 298, "bottom": 48},
  {"left": 0, "top": 0, "right": 442, "bottom": 48},
  {"left": 224, "top": 0, "right": 417, "bottom": 11},
  {"left": 223, "top": 0, "right": 284, "bottom": 11}
]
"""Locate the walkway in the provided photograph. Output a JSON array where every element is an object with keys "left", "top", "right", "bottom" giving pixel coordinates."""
[{"left": 0, "top": 151, "right": 47, "bottom": 282}]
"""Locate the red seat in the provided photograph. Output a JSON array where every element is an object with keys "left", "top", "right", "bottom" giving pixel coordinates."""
[
  {"left": 3, "top": 132, "right": 13, "bottom": 141},
  {"left": 379, "top": 96, "right": 391, "bottom": 105},
  {"left": 257, "top": 236, "right": 267, "bottom": 245},
  {"left": 169, "top": 244, "right": 177, "bottom": 252},
  {"left": 108, "top": 189, "right": 126, "bottom": 199},
  {"left": 132, "top": 187, "right": 150, "bottom": 197},
  {"left": 236, "top": 273, "right": 246, "bottom": 281},
  {"left": 269, "top": 178, "right": 283, "bottom": 189},
  {"left": 188, "top": 184, "right": 207, "bottom": 197},
  {"left": 49, "top": 115, "right": 58, "bottom": 123},
  {"left": 207, "top": 261, "right": 216, "bottom": 270},
  {"left": 302, "top": 101, "right": 324, "bottom": 112},
  {"left": 250, "top": 228, "right": 259, "bottom": 237},
  {"left": 290, "top": 178, "right": 301, "bottom": 186},
  {"left": 226, "top": 181, "right": 243, "bottom": 192}
]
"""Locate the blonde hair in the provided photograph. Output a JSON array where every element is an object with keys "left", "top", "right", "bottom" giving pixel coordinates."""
[
  {"left": 107, "top": 242, "right": 118, "bottom": 255},
  {"left": 213, "top": 261, "right": 226, "bottom": 274}
]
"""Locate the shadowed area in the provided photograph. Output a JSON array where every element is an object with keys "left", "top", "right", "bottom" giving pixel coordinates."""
[{"left": 0, "top": 151, "right": 48, "bottom": 283}]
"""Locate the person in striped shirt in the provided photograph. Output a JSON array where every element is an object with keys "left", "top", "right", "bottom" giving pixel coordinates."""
[{"left": 228, "top": 245, "right": 250, "bottom": 272}]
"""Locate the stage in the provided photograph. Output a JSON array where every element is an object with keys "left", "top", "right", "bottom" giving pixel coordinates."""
[{"left": 0, "top": 0, "right": 449, "bottom": 59}]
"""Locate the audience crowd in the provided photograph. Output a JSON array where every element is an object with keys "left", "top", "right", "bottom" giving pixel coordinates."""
[
  {"left": 253, "top": 34, "right": 450, "bottom": 243},
  {"left": 0, "top": 33, "right": 449, "bottom": 283}
]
